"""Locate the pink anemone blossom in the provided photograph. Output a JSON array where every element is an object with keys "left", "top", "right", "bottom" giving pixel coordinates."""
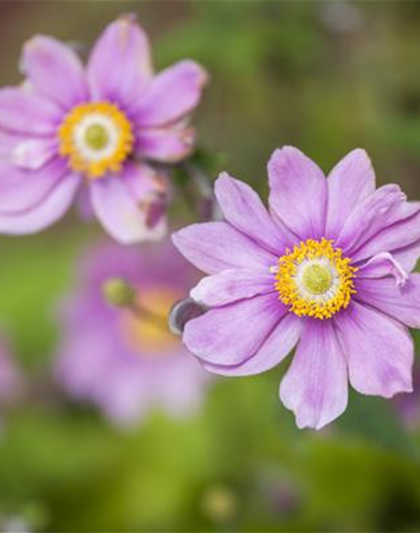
[
  {"left": 173, "top": 146, "right": 420, "bottom": 429},
  {"left": 55, "top": 241, "right": 210, "bottom": 426},
  {"left": 0, "top": 14, "right": 207, "bottom": 243}
]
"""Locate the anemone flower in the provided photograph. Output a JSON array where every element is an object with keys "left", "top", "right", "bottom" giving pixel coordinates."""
[
  {"left": 173, "top": 146, "right": 420, "bottom": 429},
  {"left": 55, "top": 241, "right": 209, "bottom": 426},
  {"left": 0, "top": 14, "right": 207, "bottom": 243}
]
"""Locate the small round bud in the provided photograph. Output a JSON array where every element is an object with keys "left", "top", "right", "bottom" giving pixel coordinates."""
[
  {"left": 168, "top": 298, "right": 206, "bottom": 335},
  {"left": 102, "top": 278, "right": 136, "bottom": 308},
  {"left": 201, "top": 485, "right": 238, "bottom": 523}
]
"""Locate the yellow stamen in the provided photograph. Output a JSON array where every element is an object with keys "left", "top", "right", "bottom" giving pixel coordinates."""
[
  {"left": 275, "top": 238, "right": 357, "bottom": 320},
  {"left": 58, "top": 102, "right": 134, "bottom": 179}
]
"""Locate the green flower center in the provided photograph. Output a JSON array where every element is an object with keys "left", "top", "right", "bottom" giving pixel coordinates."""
[
  {"left": 301, "top": 263, "right": 333, "bottom": 295},
  {"left": 84, "top": 124, "right": 110, "bottom": 151}
]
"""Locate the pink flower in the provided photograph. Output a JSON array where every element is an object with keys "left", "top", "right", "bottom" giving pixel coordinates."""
[
  {"left": 173, "top": 146, "right": 420, "bottom": 429},
  {"left": 55, "top": 241, "right": 210, "bottom": 426},
  {"left": 0, "top": 14, "right": 207, "bottom": 243}
]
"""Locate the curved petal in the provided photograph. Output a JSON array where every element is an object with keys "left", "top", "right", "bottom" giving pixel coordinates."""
[
  {"left": 0, "top": 157, "right": 67, "bottom": 213},
  {"left": 190, "top": 269, "right": 275, "bottom": 307},
  {"left": 12, "top": 137, "right": 58, "bottom": 170},
  {"left": 358, "top": 252, "right": 408, "bottom": 287},
  {"left": 326, "top": 148, "right": 375, "bottom": 238},
  {"left": 136, "top": 125, "right": 195, "bottom": 162},
  {"left": 214, "top": 173, "right": 291, "bottom": 254},
  {"left": 351, "top": 208, "right": 420, "bottom": 263},
  {"left": 392, "top": 240, "right": 420, "bottom": 272},
  {"left": 183, "top": 292, "right": 286, "bottom": 366},
  {"left": 355, "top": 274, "right": 420, "bottom": 328},
  {"left": 204, "top": 313, "right": 301, "bottom": 376},
  {"left": 280, "top": 319, "right": 348, "bottom": 430},
  {"left": 89, "top": 169, "right": 167, "bottom": 244},
  {"left": 87, "top": 14, "right": 152, "bottom": 105},
  {"left": 0, "top": 172, "right": 81, "bottom": 234},
  {"left": 133, "top": 60, "right": 208, "bottom": 127},
  {"left": 268, "top": 146, "right": 327, "bottom": 239},
  {"left": 20, "top": 35, "right": 88, "bottom": 108},
  {"left": 335, "top": 302, "right": 413, "bottom": 398},
  {"left": 337, "top": 185, "right": 418, "bottom": 255},
  {"left": 172, "top": 221, "right": 277, "bottom": 275},
  {"left": 0, "top": 88, "right": 62, "bottom": 134}
]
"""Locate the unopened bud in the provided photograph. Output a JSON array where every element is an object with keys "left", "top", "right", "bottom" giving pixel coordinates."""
[
  {"left": 169, "top": 298, "right": 206, "bottom": 335},
  {"left": 102, "top": 278, "right": 136, "bottom": 308}
]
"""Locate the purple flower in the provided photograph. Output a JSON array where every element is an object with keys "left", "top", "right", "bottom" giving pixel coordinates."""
[
  {"left": 55, "top": 241, "right": 210, "bottom": 426},
  {"left": 0, "top": 14, "right": 207, "bottom": 243},
  {"left": 173, "top": 146, "right": 420, "bottom": 429}
]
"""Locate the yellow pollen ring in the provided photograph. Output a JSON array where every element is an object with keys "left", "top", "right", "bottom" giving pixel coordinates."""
[
  {"left": 58, "top": 102, "right": 134, "bottom": 179},
  {"left": 275, "top": 238, "right": 357, "bottom": 320}
]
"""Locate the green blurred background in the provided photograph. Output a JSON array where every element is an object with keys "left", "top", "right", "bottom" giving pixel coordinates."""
[{"left": 0, "top": 1, "right": 420, "bottom": 531}]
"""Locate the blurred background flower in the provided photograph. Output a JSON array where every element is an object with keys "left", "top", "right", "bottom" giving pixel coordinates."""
[
  {"left": 0, "top": 1, "right": 419, "bottom": 531},
  {"left": 55, "top": 241, "right": 209, "bottom": 425}
]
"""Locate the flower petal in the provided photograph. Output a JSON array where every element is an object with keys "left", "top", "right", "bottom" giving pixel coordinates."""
[
  {"left": 215, "top": 172, "right": 292, "bottom": 254},
  {"left": 335, "top": 302, "right": 413, "bottom": 398},
  {"left": 268, "top": 146, "right": 327, "bottom": 239},
  {"left": 0, "top": 88, "right": 61, "bottom": 134},
  {"left": 326, "top": 148, "right": 375, "bottom": 238},
  {"left": 336, "top": 185, "right": 418, "bottom": 255},
  {"left": 0, "top": 157, "right": 67, "bottom": 213},
  {"left": 0, "top": 172, "right": 81, "bottom": 234},
  {"left": 190, "top": 269, "right": 275, "bottom": 307},
  {"left": 12, "top": 137, "right": 58, "bottom": 170},
  {"left": 89, "top": 169, "right": 167, "bottom": 244},
  {"left": 280, "top": 319, "right": 348, "bottom": 430},
  {"left": 183, "top": 292, "right": 286, "bottom": 366},
  {"left": 87, "top": 14, "right": 152, "bottom": 105},
  {"left": 136, "top": 125, "right": 195, "bottom": 162},
  {"left": 358, "top": 252, "right": 408, "bottom": 287},
  {"left": 133, "top": 60, "right": 208, "bottom": 127},
  {"left": 203, "top": 313, "right": 301, "bottom": 376},
  {"left": 172, "top": 221, "right": 277, "bottom": 275},
  {"left": 20, "top": 35, "right": 88, "bottom": 108},
  {"left": 351, "top": 208, "right": 420, "bottom": 263},
  {"left": 355, "top": 274, "right": 420, "bottom": 328},
  {"left": 392, "top": 240, "right": 420, "bottom": 272}
]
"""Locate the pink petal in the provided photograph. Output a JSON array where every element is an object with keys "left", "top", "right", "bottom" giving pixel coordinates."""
[
  {"left": 204, "top": 313, "right": 301, "bottom": 376},
  {"left": 280, "top": 319, "right": 348, "bottom": 430},
  {"left": 355, "top": 274, "right": 420, "bottom": 328},
  {"left": 0, "top": 172, "right": 81, "bottom": 234},
  {"left": 0, "top": 88, "right": 62, "bottom": 134},
  {"left": 183, "top": 292, "right": 286, "bottom": 366},
  {"left": 20, "top": 35, "right": 88, "bottom": 109},
  {"left": 351, "top": 208, "right": 420, "bottom": 263},
  {"left": 133, "top": 60, "right": 208, "bottom": 127},
  {"left": 358, "top": 252, "right": 408, "bottom": 287},
  {"left": 215, "top": 172, "right": 293, "bottom": 255},
  {"left": 12, "top": 138, "right": 58, "bottom": 170},
  {"left": 136, "top": 125, "right": 195, "bottom": 162},
  {"left": 268, "top": 146, "right": 327, "bottom": 239},
  {"left": 326, "top": 148, "right": 375, "bottom": 238},
  {"left": 89, "top": 170, "right": 167, "bottom": 244},
  {"left": 0, "top": 157, "right": 67, "bottom": 213},
  {"left": 172, "top": 221, "right": 277, "bottom": 275},
  {"left": 335, "top": 302, "right": 413, "bottom": 398},
  {"left": 87, "top": 14, "right": 152, "bottom": 105},
  {"left": 190, "top": 269, "right": 275, "bottom": 306}
]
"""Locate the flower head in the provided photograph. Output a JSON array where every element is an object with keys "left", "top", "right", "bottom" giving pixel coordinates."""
[
  {"left": 0, "top": 14, "right": 207, "bottom": 243},
  {"left": 55, "top": 241, "right": 209, "bottom": 426},
  {"left": 173, "top": 146, "right": 420, "bottom": 429}
]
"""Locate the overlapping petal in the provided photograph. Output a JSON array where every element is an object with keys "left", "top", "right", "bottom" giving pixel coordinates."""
[
  {"left": 21, "top": 35, "right": 88, "bottom": 108},
  {"left": 268, "top": 146, "right": 327, "bottom": 239},
  {"left": 335, "top": 302, "right": 413, "bottom": 398}
]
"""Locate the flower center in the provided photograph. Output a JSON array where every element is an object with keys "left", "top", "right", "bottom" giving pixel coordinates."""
[
  {"left": 121, "top": 288, "right": 180, "bottom": 356},
  {"left": 275, "top": 238, "right": 357, "bottom": 319},
  {"left": 58, "top": 102, "right": 134, "bottom": 179}
]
